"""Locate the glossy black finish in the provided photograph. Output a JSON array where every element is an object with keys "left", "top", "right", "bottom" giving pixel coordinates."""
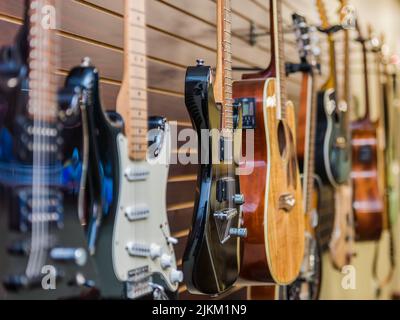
[
  {"left": 62, "top": 64, "right": 125, "bottom": 298},
  {"left": 0, "top": 29, "right": 99, "bottom": 300},
  {"left": 315, "top": 90, "right": 351, "bottom": 186},
  {"left": 182, "top": 65, "right": 240, "bottom": 295}
]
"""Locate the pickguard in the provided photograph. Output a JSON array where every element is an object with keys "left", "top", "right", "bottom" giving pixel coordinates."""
[{"left": 112, "top": 124, "right": 179, "bottom": 297}]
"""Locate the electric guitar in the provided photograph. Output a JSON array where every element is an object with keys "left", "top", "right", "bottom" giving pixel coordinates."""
[
  {"left": 59, "top": 57, "right": 124, "bottom": 299},
  {"left": 329, "top": 0, "right": 356, "bottom": 270},
  {"left": 0, "top": 0, "right": 99, "bottom": 299},
  {"left": 279, "top": 13, "right": 322, "bottom": 300},
  {"left": 182, "top": 0, "right": 245, "bottom": 295},
  {"left": 112, "top": 0, "right": 181, "bottom": 300},
  {"left": 315, "top": 0, "right": 351, "bottom": 187},
  {"left": 233, "top": 0, "right": 304, "bottom": 286},
  {"left": 351, "top": 21, "right": 384, "bottom": 241}
]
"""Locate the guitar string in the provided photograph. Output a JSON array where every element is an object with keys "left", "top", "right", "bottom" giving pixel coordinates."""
[{"left": 26, "top": 0, "right": 40, "bottom": 278}]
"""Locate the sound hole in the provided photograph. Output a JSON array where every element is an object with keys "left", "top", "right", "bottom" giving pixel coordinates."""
[
  {"left": 277, "top": 121, "right": 287, "bottom": 158},
  {"left": 359, "top": 145, "right": 373, "bottom": 164}
]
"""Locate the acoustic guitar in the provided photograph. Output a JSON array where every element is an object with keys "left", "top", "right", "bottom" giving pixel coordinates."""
[
  {"left": 0, "top": 0, "right": 99, "bottom": 299},
  {"left": 279, "top": 13, "right": 322, "bottom": 300},
  {"left": 233, "top": 0, "right": 304, "bottom": 285},
  {"left": 315, "top": 0, "right": 351, "bottom": 187},
  {"left": 351, "top": 21, "right": 384, "bottom": 241},
  {"left": 182, "top": 0, "right": 244, "bottom": 295}
]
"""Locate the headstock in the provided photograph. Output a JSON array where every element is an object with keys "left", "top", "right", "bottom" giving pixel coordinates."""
[
  {"left": 368, "top": 24, "right": 381, "bottom": 53},
  {"left": 292, "top": 13, "right": 321, "bottom": 67},
  {"left": 316, "top": 0, "right": 330, "bottom": 29},
  {"left": 338, "top": 0, "right": 356, "bottom": 29}
]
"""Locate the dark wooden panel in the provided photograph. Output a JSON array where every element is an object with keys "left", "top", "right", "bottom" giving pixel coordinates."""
[{"left": 168, "top": 207, "right": 193, "bottom": 235}]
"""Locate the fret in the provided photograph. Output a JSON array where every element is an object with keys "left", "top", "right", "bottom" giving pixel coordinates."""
[
  {"left": 273, "top": 0, "right": 287, "bottom": 120},
  {"left": 28, "top": 0, "right": 58, "bottom": 122},
  {"left": 117, "top": 0, "right": 148, "bottom": 161},
  {"left": 128, "top": 42, "right": 146, "bottom": 56},
  {"left": 215, "top": 0, "right": 233, "bottom": 129},
  {"left": 304, "top": 75, "right": 318, "bottom": 213}
]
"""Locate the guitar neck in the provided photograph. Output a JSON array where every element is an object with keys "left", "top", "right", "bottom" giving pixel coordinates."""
[
  {"left": 360, "top": 35, "right": 371, "bottom": 120},
  {"left": 118, "top": 0, "right": 148, "bottom": 160},
  {"left": 215, "top": 0, "right": 233, "bottom": 130},
  {"left": 326, "top": 35, "right": 337, "bottom": 91},
  {"left": 272, "top": 0, "right": 288, "bottom": 120},
  {"left": 342, "top": 30, "right": 350, "bottom": 103},
  {"left": 303, "top": 72, "right": 318, "bottom": 213},
  {"left": 28, "top": 0, "right": 58, "bottom": 122},
  {"left": 316, "top": 0, "right": 337, "bottom": 91},
  {"left": 341, "top": 28, "right": 350, "bottom": 129}
]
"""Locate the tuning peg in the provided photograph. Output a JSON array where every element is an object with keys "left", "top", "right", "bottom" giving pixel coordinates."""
[{"left": 196, "top": 59, "right": 205, "bottom": 66}]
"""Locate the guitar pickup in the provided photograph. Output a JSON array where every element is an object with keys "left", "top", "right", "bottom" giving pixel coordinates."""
[
  {"left": 216, "top": 179, "right": 227, "bottom": 202},
  {"left": 126, "top": 266, "right": 153, "bottom": 300},
  {"left": 219, "top": 136, "right": 233, "bottom": 162},
  {"left": 10, "top": 187, "right": 63, "bottom": 232},
  {"left": 126, "top": 242, "right": 150, "bottom": 257},
  {"left": 124, "top": 167, "right": 150, "bottom": 182},
  {"left": 125, "top": 205, "right": 150, "bottom": 221}
]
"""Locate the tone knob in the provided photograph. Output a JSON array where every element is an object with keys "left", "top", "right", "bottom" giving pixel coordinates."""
[
  {"left": 160, "top": 254, "right": 172, "bottom": 269},
  {"left": 149, "top": 243, "right": 162, "bottom": 260},
  {"left": 170, "top": 269, "right": 183, "bottom": 284},
  {"left": 229, "top": 228, "right": 248, "bottom": 238},
  {"left": 167, "top": 237, "right": 178, "bottom": 245},
  {"left": 233, "top": 194, "right": 245, "bottom": 205}
]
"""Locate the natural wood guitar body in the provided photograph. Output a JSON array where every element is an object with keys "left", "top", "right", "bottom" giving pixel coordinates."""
[
  {"left": 329, "top": 184, "right": 355, "bottom": 268},
  {"left": 234, "top": 78, "right": 304, "bottom": 285}
]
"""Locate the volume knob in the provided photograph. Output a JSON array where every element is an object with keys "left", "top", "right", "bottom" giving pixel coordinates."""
[
  {"left": 233, "top": 194, "right": 245, "bottom": 205},
  {"left": 160, "top": 254, "right": 172, "bottom": 270},
  {"left": 149, "top": 244, "right": 162, "bottom": 260},
  {"left": 170, "top": 269, "right": 183, "bottom": 284}
]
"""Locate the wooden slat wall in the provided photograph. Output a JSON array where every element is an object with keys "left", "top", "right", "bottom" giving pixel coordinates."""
[{"left": 0, "top": 0, "right": 399, "bottom": 300}]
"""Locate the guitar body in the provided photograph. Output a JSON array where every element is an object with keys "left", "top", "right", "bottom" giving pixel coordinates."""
[
  {"left": 234, "top": 77, "right": 304, "bottom": 285},
  {"left": 279, "top": 186, "right": 322, "bottom": 300},
  {"left": 329, "top": 184, "right": 355, "bottom": 269},
  {"left": 315, "top": 89, "right": 351, "bottom": 186},
  {"left": 351, "top": 120, "right": 383, "bottom": 241},
  {"left": 61, "top": 64, "right": 124, "bottom": 297},
  {"left": 183, "top": 65, "right": 241, "bottom": 295},
  {"left": 0, "top": 64, "right": 99, "bottom": 301},
  {"left": 112, "top": 117, "right": 179, "bottom": 299}
]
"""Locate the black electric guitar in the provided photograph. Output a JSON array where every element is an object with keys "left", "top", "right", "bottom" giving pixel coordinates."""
[
  {"left": 183, "top": 0, "right": 245, "bottom": 295},
  {"left": 59, "top": 58, "right": 124, "bottom": 298},
  {"left": 315, "top": 0, "right": 351, "bottom": 187},
  {"left": 0, "top": 0, "right": 99, "bottom": 299}
]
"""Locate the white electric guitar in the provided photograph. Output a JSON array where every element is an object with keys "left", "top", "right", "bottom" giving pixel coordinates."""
[{"left": 113, "top": 0, "right": 182, "bottom": 300}]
